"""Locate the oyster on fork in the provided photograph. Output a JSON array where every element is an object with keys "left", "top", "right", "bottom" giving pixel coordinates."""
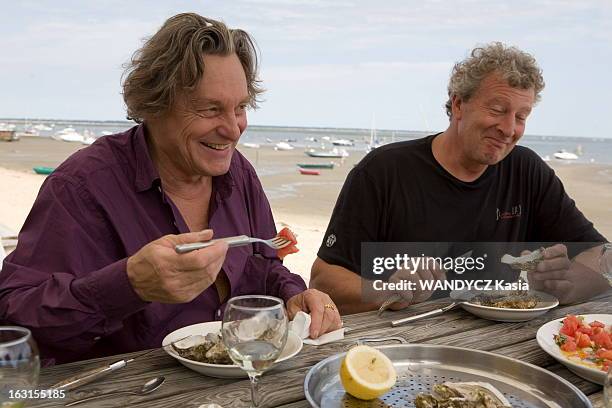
[{"left": 500, "top": 248, "right": 544, "bottom": 272}]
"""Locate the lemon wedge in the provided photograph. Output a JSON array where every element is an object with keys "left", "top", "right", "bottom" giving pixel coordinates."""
[{"left": 339, "top": 345, "right": 397, "bottom": 400}]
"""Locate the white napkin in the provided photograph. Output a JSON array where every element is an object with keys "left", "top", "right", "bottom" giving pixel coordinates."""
[{"left": 289, "top": 311, "right": 345, "bottom": 345}]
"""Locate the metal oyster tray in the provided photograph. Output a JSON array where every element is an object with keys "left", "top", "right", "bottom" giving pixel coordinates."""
[{"left": 304, "top": 344, "right": 591, "bottom": 408}]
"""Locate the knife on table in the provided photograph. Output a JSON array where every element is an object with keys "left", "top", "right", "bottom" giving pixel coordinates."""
[{"left": 50, "top": 348, "right": 158, "bottom": 391}]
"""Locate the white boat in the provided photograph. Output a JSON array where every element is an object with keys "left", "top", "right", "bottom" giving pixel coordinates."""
[
  {"left": 81, "top": 130, "right": 96, "bottom": 145},
  {"left": 0, "top": 123, "right": 16, "bottom": 130},
  {"left": 553, "top": 150, "right": 578, "bottom": 160},
  {"left": 82, "top": 136, "right": 96, "bottom": 145},
  {"left": 54, "top": 127, "right": 84, "bottom": 143},
  {"left": 366, "top": 114, "right": 383, "bottom": 152},
  {"left": 16, "top": 128, "right": 39, "bottom": 137},
  {"left": 241, "top": 142, "right": 260, "bottom": 149},
  {"left": 33, "top": 124, "right": 53, "bottom": 131},
  {"left": 305, "top": 148, "right": 349, "bottom": 158},
  {"left": 332, "top": 139, "right": 354, "bottom": 147},
  {"left": 274, "top": 142, "right": 294, "bottom": 151}
]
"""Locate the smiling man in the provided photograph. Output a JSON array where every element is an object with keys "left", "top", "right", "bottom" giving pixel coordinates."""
[
  {"left": 311, "top": 42, "right": 608, "bottom": 314},
  {"left": 0, "top": 13, "right": 341, "bottom": 365}
]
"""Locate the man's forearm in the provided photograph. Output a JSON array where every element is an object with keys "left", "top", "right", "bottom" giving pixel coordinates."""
[
  {"left": 572, "top": 244, "right": 604, "bottom": 273},
  {"left": 310, "top": 258, "right": 381, "bottom": 314},
  {"left": 0, "top": 258, "right": 146, "bottom": 356}
]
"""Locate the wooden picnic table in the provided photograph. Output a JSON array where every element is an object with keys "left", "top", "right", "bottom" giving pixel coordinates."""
[{"left": 31, "top": 291, "right": 611, "bottom": 407}]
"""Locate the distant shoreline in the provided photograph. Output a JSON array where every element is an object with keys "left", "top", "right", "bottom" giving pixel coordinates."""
[{"left": 2, "top": 117, "right": 611, "bottom": 141}]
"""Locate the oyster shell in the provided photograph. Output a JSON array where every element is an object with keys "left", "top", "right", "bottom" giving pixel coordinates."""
[
  {"left": 415, "top": 381, "right": 512, "bottom": 408},
  {"left": 500, "top": 249, "right": 544, "bottom": 272},
  {"left": 469, "top": 291, "right": 538, "bottom": 309},
  {"left": 171, "top": 333, "right": 232, "bottom": 364}
]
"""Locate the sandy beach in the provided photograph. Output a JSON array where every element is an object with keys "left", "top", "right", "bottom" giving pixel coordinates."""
[{"left": 1, "top": 136, "right": 611, "bottom": 284}]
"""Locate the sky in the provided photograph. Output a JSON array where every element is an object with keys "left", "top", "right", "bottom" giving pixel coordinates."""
[{"left": 1, "top": 0, "right": 611, "bottom": 138}]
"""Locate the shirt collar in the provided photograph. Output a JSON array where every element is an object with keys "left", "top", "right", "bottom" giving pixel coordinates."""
[{"left": 134, "top": 124, "right": 161, "bottom": 192}]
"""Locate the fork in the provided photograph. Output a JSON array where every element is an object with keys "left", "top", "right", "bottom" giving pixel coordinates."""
[
  {"left": 377, "top": 294, "right": 402, "bottom": 316},
  {"left": 175, "top": 235, "right": 292, "bottom": 254}
]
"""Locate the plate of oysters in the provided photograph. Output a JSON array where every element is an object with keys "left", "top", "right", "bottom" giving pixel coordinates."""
[
  {"left": 451, "top": 249, "right": 559, "bottom": 322},
  {"left": 162, "top": 321, "right": 303, "bottom": 378},
  {"left": 304, "top": 344, "right": 592, "bottom": 408},
  {"left": 450, "top": 288, "right": 559, "bottom": 322}
]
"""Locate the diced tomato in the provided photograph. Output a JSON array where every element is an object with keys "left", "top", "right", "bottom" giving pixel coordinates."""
[
  {"left": 560, "top": 340, "right": 577, "bottom": 352},
  {"left": 575, "top": 332, "right": 592, "bottom": 348},
  {"left": 560, "top": 315, "right": 580, "bottom": 337},
  {"left": 576, "top": 325, "right": 593, "bottom": 335},
  {"left": 276, "top": 227, "right": 299, "bottom": 260},
  {"left": 596, "top": 349, "right": 612, "bottom": 360},
  {"left": 592, "top": 331, "right": 612, "bottom": 349},
  {"left": 592, "top": 327, "right": 603, "bottom": 335},
  {"left": 589, "top": 320, "right": 605, "bottom": 328}
]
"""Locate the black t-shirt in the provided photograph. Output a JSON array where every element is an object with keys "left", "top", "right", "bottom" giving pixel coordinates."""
[{"left": 318, "top": 134, "right": 606, "bottom": 275}]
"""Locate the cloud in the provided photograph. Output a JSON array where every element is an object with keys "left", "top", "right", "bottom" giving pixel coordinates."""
[
  {"left": 263, "top": 61, "right": 452, "bottom": 82},
  {"left": 0, "top": 0, "right": 610, "bottom": 136}
]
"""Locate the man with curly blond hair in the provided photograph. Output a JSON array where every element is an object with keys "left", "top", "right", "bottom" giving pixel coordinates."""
[{"left": 312, "top": 42, "right": 608, "bottom": 314}]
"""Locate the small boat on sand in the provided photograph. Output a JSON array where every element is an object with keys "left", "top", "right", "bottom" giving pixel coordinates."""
[
  {"left": 305, "top": 148, "right": 348, "bottom": 158},
  {"left": 332, "top": 139, "right": 354, "bottom": 146},
  {"left": 553, "top": 150, "right": 578, "bottom": 160},
  {"left": 299, "top": 168, "right": 320, "bottom": 176},
  {"left": 274, "top": 142, "right": 294, "bottom": 151},
  {"left": 33, "top": 166, "right": 55, "bottom": 175},
  {"left": 297, "top": 163, "right": 334, "bottom": 169}
]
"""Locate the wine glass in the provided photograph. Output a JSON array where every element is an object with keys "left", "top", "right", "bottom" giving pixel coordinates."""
[
  {"left": 221, "top": 295, "right": 288, "bottom": 407},
  {"left": 0, "top": 326, "right": 40, "bottom": 408}
]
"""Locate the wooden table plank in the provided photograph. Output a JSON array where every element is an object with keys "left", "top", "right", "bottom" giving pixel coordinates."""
[
  {"left": 589, "top": 391, "right": 606, "bottom": 408},
  {"left": 275, "top": 400, "right": 311, "bottom": 408}
]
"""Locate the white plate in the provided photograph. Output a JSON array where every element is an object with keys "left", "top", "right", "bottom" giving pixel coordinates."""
[
  {"left": 162, "top": 321, "right": 303, "bottom": 378},
  {"left": 536, "top": 314, "right": 611, "bottom": 385},
  {"left": 450, "top": 290, "right": 559, "bottom": 322}
]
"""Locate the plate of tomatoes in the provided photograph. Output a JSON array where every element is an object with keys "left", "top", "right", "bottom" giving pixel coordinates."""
[{"left": 536, "top": 314, "right": 612, "bottom": 385}]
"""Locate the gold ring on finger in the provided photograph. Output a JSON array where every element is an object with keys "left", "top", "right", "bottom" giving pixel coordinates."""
[{"left": 324, "top": 303, "right": 336, "bottom": 311}]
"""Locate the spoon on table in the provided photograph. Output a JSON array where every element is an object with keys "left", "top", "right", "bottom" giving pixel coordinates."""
[{"left": 65, "top": 376, "right": 165, "bottom": 406}]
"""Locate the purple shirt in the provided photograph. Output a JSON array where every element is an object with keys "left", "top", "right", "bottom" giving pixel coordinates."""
[{"left": 0, "top": 125, "right": 306, "bottom": 365}]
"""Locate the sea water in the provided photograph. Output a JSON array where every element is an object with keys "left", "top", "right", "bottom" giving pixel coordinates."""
[{"left": 2, "top": 118, "right": 612, "bottom": 164}]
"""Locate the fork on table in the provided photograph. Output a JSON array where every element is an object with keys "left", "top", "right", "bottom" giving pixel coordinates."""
[{"left": 175, "top": 235, "right": 292, "bottom": 254}]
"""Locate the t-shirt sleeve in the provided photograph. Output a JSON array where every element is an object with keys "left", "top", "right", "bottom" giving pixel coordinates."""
[
  {"left": 532, "top": 159, "right": 607, "bottom": 246},
  {"left": 317, "top": 167, "right": 383, "bottom": 275}
]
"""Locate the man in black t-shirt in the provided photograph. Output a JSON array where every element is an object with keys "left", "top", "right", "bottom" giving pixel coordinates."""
[{"left": 311, "top": 42, "right": 609, "bottom": 314}]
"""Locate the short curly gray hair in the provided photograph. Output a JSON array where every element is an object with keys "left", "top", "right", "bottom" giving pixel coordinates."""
[
  {"left": 122, "top": 13, "right": 264, "bottom": 123},
  {"left": 445, "top": 42, "right": 545, "bottom": 118}
]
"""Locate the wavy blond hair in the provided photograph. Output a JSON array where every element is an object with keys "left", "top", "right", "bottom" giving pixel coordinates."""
[
  {"left": 122, "top": 13, "right": 264, "bottom": 123},
  {"left": 445, "top": 42, "right": 544, "bottom": 118}
]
